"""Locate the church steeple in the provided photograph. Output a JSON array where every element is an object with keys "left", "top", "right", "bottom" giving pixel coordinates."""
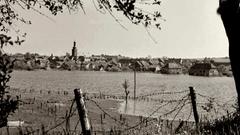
[{"left": 72, "top": 41, "right": 77, "bottom": 61}]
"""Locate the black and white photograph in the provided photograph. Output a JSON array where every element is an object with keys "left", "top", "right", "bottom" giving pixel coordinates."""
[{"left": 1, "top": 0, "right": 240, "bottom": 134}]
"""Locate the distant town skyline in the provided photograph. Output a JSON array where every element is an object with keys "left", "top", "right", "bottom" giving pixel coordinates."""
[{"left": 4, "top": 0, "right": 229, "bottom": 59}]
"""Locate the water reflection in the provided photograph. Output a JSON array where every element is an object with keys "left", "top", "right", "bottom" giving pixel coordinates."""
[
  {"left": 119, "top": 99, "right": 159, "bottom": 117},
  {"left": 133, "top": 99, "right": 136, "bottom": 114},
  {"left": 123, "top": 99, "right": 137, "bottom": 114},
  {"left": 124, "top": 100, "right": 128, "bottom": 113},
  {"left": 118, "top": 99, "right": 235, "bottom": 121}
]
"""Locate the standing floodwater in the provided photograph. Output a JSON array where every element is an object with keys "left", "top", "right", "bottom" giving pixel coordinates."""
[{"left": 10, "top": 70, "right": 237, "bottom": 119}]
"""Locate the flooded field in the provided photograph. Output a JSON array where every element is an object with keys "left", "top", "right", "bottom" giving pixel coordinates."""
[{"left": 9, "top": 70, "right": 237, "bottom": 120}]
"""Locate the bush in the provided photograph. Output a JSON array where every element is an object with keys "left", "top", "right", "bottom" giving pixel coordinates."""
[
  {"left": 0, "top": 54, "right": 19, "bottom": 127},
  {"left": 200, "top": 111, "right": 240, "bottom": 134}
]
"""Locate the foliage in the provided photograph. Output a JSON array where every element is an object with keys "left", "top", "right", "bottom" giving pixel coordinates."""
[
  {"left": 0, "top": 0, "right": 163, "bottom": 48},
  {"left": 0, "top": 53, "right": 18, "bottom": 128},
  {"left": 122, "top": 79, "right": 129, "bottom": 91},
  {"left": 200, "top": 111, "right": 240, "bottom": 134},
  {"left": 113, "top": 0, "right": 163, "bottom": 29},
  {"left": 13, "top": 59, "right": 30, "bottom": 70},
  {"left": 201, "top": 97, "right": 214, "bottom": 113}
]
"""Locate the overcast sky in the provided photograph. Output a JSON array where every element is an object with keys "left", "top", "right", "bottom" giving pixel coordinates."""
[{"left": 4, "top": 0, "right": 228, "bottom": 58}]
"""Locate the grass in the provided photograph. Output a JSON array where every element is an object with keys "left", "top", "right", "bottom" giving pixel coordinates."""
[{"left": 200, "top": 111, "right": 240, "bottom": 135}]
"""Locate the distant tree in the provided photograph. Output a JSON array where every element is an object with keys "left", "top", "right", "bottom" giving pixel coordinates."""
[
  {"left": 65, "top": 52, "right": 71, "bottom": 60},
  {"left": 203, "top": 57, "right": 211, "bottom": 63},
  {"left": 24, "top": 52, "right": 33, "bottom": 61},
  {"left": 217, "top": 65, "right": 226, "bottom": 76},
  {"left": 122, "top": 79, "right": 130, "bottom": 103},
  {"left": 79, "top": 56, "right": 85, "bottom": 70},
  {"left": 13, "top": 59, "right": 28, "bottom": 70},
  {"left": 79, "top": 56, "right": 85, "bottom": 62}
]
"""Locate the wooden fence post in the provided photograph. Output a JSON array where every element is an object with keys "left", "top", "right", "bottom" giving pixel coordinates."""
[
  {"left": 6, "top": 126, "right": 9, "bottom": 135},
  {"left": 189, "top": 86, "right": 199, "bottom": 133},
  {"left": 133, "top": 62, "right": 137, "bottom": 100},
  {"left": 134, "top": 67, "right": 136, "bottom": 100},
  {"left": 74, "top": 89, "right": 91, "bottom": 135}
]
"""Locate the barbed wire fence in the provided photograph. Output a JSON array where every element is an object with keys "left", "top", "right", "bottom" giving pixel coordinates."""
[
  {"left": 1, "top": 86, "right": 237, "bottom": 135},
  {"left": 22, "top": 99, "right": 78, "bottom": 135}
]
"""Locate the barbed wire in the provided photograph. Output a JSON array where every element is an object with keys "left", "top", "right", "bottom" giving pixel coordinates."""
[
  {"left": 170, "top": 96, "right": 190, "bottom": 127},
  {"left": 196, "top": 93, "right": 214, "bottom": 100},
  {"left": 121, "top": 94, "right": 190, "bottom": 133},
  {"left": 73, "top": 119, "right": 80, "bottom": 133},
  {"left": 84, "top": 90, "right": 188, "bottom": 99},
  {"left": 125, "top": 95, "right": 191, "bottom": 134},
  {"left": 140, "top": 95, "right": 191, "bottom": 133},
  {"left": 88, "top": 99, "right": 131, "bottom": 128},
  {"left": 44, "top": 107, "right": 77, "bottom": 134},
  {"left": 16, "top": 88, "right": 238, "bottom": 134},
  {"left": 186, "top": 105, "right": 193, "bottom": 122},
  {"left": 159, "top": 95, "right": 190, "bottom": 119},
  {"left": 195, "top": 92, "right": 235, "bottom": 113},
  {"left": 24, "top": 98, "right": 77, "bottom": 135},
  {"left": 137, "top": 90, "right": 189, "bottom": 98}
]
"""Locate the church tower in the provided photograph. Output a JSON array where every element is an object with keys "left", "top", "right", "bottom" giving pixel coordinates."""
[{"left": 72, "top": 41, "right": 78, "bottom": 61}]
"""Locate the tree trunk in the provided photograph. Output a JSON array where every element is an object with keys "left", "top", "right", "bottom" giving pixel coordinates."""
[{"left": 218, "top": 0, "right": 240, "bottom": 109}]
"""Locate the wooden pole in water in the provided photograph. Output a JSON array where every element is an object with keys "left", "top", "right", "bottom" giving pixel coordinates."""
[
  {"left": 134, "top": 63, "right": 136, "bottom": 100},
  {"left": 74, "top": 89, "right": 91, "bottom": 135},
  {"left": 189, "top": 86, "right": 199, "bottom": 133}
]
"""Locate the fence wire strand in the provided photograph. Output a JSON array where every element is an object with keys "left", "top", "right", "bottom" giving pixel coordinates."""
[
  {"left": 24, "top": 98, "right": 77, "bottom": 135},
  {"left": 121, "top": 94, "right": 190, "bottom": 133},
  {"left": 88, "top": 99, "right": 131, "bottom": 128}
]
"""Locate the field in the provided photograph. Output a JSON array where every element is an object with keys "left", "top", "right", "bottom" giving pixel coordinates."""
[{"left": 0, "top": 70, "right": 238, "bottom": 134}]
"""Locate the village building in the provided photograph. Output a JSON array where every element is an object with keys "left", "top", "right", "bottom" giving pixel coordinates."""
[
  {"left": 118, "top": 58, "right": 132, "bottom": 66},
  {"left": 118, "top": 58, "right": 133, "bottom": 71},
  {"left": 148, "top": 58, "right": 162, "bottom": 72},
  {"left": 165, "top": 58, "right": 183, "bottom": 65},
  {"left": 12, "top": 53, "right": 25, "bottom": 60},
  {"left": 35, "top": 58, "right": 50, "bottom": 70},
  {"left": 85, "top": 62, "right": 94, "bottom": 70},
  {"left": 216, "top": 64, "right": 232, "bottom": 77},
  {"left": 189, "top": 63, "right": 219, "bottom": 76},
  {"left": 181, "top": 59, "right": 194, "bottom": 74},
  {"left": 84, "top": 57, "right": 91, "bottom": 62},
  {"left": 134, "top": 61, "right": 144, "bottom": 71},
  {"left": 140, "top": 60, "right": 150, "bottom": 71},
  {"left": 91, "top": 55, "right": 107, "bottom": 62},
  {"left": 161, "top": 62, "right": 182, "bottom": 74},
  {"left": 13, "top": 60, "right": 29, "bottom": 70},
  {"left": 211, "top": 58, "right": 230, "bottom": 66},
  {"left": 222, "top": 65, "right": 232, "bottom": 76},
  {"left": 91, "top": 61, "right": 108, "bottom": 71}
]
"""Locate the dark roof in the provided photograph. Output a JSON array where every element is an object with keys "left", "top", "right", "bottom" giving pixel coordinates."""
[
  {"left": 166, "top": 58, "right": 182, "bottom": 64},
  {"left": 149, "top": 59, "right": 160, "bottom": 65},
  {"left": 164, "top": 63, "right": 182, "bottom": 69},
  {"left": 140, "top": 60, "right": 150, "bottom": 67},
  {"left": 211, "top": 58, "right": 230, "bottom": 64},
  {"left": 135, "top": 61, "right": 143, "bottom": 67},
  {"left": 191, "top": 63, "right": 216, "bottom": 69}
]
